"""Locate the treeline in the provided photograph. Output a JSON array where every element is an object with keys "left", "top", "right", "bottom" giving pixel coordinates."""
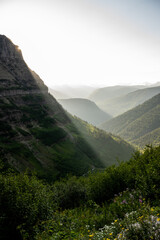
[{"left": 0, "top": 145, "right": 160, "bottom": 239}]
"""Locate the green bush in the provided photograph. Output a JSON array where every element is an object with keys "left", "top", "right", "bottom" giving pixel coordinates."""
[
  {"left": 0, "top": 173, "right": 54, "bottom": 239},
  {"left": 52, "top": 176, "right": 87, "bottom": 209}
]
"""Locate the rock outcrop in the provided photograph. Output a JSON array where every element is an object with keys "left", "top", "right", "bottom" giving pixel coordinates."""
[{"left": 0, "top": 35, "right": 47, "bottom": 94}]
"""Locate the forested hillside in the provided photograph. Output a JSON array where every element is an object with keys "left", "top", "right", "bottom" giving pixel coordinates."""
[
  {"left": 68, "top": 115, "right": 133, "bottom": 167},
  {"left": 101, "top": 93, "right": 160, "bottom": 148}
]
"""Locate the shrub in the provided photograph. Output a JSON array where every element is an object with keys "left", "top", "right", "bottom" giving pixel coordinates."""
[
  {"left": 0, "top": 173, "right": 54, "bottom": 239},
  {"left": 52, "top": 176, "right": 87, "bottom": 209}
]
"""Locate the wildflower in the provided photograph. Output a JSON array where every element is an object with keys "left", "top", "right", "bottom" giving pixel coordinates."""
[
  {"left": 109, "top": 232, "right": 113, "bottom": 235},
  {"left": 121, "top": 199, "right": 127, "bottom": 204},
  {"left": 89, "top": 234, "right": 94, "bottom": 237},
  {"left": 130, "top": 193, "right": 134, "bottom": 199},
  {"left": 151, "top": 208, "right": 154, "bottom": 211},
  {"left": 139, "top": 199, "right": 143, "bottom": 203},
  {"left": 122, "top": 227, "right": 124, "bottom": 230},
  {"left": 157, "top": 218, "right": 160, "bottom": 221},
  {"left": 114, "top": 219, "right": 118, "bottom": 223}
]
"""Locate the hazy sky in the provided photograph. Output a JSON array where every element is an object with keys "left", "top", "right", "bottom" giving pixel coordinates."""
[{"left": 0, "top": 0, "right": 160, "bottom": 87}]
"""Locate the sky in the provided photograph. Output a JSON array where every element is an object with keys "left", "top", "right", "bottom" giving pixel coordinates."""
[{"left": 0, "top": 0, "right": 160, "bottom": 87}]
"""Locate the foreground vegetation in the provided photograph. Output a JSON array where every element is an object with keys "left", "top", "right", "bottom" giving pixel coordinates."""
[{"left": 0, "top": 145, "right": 160, "bottom": 239}]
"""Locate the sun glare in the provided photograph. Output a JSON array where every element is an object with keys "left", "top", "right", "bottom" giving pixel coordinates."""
[{"left": 0, "top": 0, "right": 160, "bottom": 86}]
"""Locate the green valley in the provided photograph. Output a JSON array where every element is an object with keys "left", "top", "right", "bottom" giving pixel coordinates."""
[{"left": 58, "top": 98, "right": 111, "bottom": 126}]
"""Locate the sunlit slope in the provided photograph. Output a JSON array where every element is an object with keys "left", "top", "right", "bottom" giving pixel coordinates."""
[
  {"left": 101, "top": 94, "right": 160, "bottom": 148},
  {"left": 99, "top": 86, "right": 160, "bottom": 116},
  {"left": 132, "top": 128, "right": 160, "bottom": 148},
  {"left": 68, "top": 115, "right": 134, "bottom": 167},
  {"left": 58, "top": 98, "right": 111, "bottom": 126},
  {"left": 0, "top": 35, "right": 134, "bottom": 180}
]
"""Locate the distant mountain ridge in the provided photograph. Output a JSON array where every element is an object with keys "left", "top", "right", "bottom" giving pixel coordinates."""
[
  {"left": 89, "top": 85, "right": 140, "bottom": 103},
  {"left": 49, "top": 88, "right": 70, "bottom": 99},
  {"left": 99, "top": 86, "right": 160, "bottom": 116},
  {"left": 0, "top": 35, "right": 134, "bottom": 181},
  {"left": 101, "top": 93, "right": 160, "bottom": 148},
  {"left": 58, "top": 98, "right": 111, "bottom": 126}
]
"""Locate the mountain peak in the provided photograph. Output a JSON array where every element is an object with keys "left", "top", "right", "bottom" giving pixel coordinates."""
[
  {"left": 0, "top": 35, "right": 40, "bottom": 92},
  {"left": 0, "top": 35, "right": 23, "bottom": 60}
]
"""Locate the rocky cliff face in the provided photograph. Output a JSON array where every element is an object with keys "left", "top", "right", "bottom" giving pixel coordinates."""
[
  {"left": 0, "top": 35, "right": 23, "bottom": 59},
  {"left": 0, "top": 35, "right": 47, "bottom": 94}
]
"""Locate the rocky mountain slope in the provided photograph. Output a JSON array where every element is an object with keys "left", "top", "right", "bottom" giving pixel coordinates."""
[{"left": 0, "top": 35, "right": 134, "bottom": 181}]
